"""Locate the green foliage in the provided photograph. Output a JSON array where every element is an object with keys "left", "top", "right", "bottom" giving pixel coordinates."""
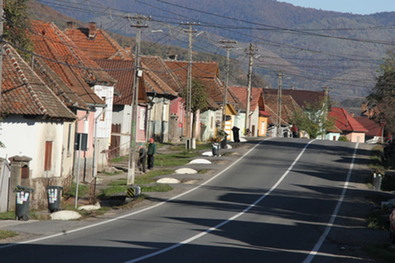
[
  {"left": 367, "top": 50, "right": 395, "bottom": 134},
  {"left": 64, "top": 183, "right": 89, "bottom": 198},
  {"left": 0, "top": 211, "right": 15, "bottom": 220},
  {"left": 369, "top": 146, "right": 385, "bottom": 173},
  {"left": 141, "top": 184, "right": 172, "bottom": 192},
  {"left": 367, "top": 209, "right": 387, "bottom": 230},
  {"left": 338, "top": 136, "right": 349, "bottom": 142},
  {"left": 179, "top": 78, "right": 209, "bottom": 113},
  {"left": 290, "top": 100, "right": 334, "bottom": 139},
  {"left": 4, "top": 0, "right": 33, "bottom": 61},
  {"left": 0, "top": 230, "right": 18, "bottom": 240}
]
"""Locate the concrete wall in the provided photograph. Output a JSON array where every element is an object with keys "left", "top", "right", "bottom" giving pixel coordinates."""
[{"left": 0, "top": 115, "right": 67, "bottom": 179}]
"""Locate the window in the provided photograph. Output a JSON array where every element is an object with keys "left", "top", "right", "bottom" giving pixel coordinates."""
[{"left": 44, "top": 141, "right": 53, "bottom": 171}]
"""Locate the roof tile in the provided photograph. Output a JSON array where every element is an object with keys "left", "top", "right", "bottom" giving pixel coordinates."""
[{"left": 1, "top": 44, "right": 75, "bottom": 119}]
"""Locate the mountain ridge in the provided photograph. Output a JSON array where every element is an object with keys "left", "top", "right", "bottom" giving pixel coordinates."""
[{"left": 35, "top": 0, "right": 395, "bottom": 105}]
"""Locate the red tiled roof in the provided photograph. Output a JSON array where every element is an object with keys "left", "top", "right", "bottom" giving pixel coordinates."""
[
  {"left": 263, "top": 94, "right": 302, "bottom": 125},
  {"left": 262, "top": 88, "right": 326, "bottom": 108},
  {"left": 64, "top": 25, "right": 130, "bottom": 60},
  {"left": 165, "top": 60, "right": 235, "bottom": 106},
  {"left": 329, "top": 107, "right": 368, "bottom": 132},
  {"left": 259, "top": 110, "right": 271, "bottom": 117},
  {"left": 0, "top": 44, "right": 75, "bottom": 119},
  {"left": 229, "top": 86, "right": 263, "bottom": 111},
  {"left": 32, "top": 57, "right": 89, "bottom": 110},
  {"left": 141, "top": 56, "right": 181, "bottom": 95},
  {"left": 354, "top": 116, "right": 382, "bottom": 136},
  {"left": 30, "top": 20, "right": 114, "bottom": 105},
  {"left": 94, "top": 59, "right": 147, "bottom": 105}
]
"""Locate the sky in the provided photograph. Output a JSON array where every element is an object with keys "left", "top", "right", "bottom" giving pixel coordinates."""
[{"left": 280, "top": 0, "right": 395, "bottom": 15}]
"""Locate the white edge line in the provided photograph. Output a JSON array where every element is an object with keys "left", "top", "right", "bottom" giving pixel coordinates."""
[
  {"left": 303, "top": 143, "right": 359, "bottom": 263},
  {"left": 0, "top": 139, "right": 271, "bottom": 250},
  {"left": 124, "top": 139, "right": 316, "bottom": 263}
]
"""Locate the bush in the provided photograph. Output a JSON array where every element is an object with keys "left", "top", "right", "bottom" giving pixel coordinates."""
[{"left": 338, "top": 136, "right": 348, "bottom": 141}]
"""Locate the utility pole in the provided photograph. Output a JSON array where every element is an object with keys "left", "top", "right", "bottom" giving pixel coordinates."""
[
  {"left": 127, "top": 15, "right": 150, "bottom": 186},
  {"left": 219, "top": 40, "right": 237, "bottom": 131},
  {"left": 181, "top": 22, "right": 199, "bottom": 148},
  {"left": 277, "top": 71, "right": 283, "bottom": 137},
  {"left": 245, "top": 43, "right": 255, "bottom": 136}
]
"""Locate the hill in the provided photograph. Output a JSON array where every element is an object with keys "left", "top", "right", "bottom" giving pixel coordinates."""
[{"left": 34, "top": 0, "right": 395, "bottom": 105}]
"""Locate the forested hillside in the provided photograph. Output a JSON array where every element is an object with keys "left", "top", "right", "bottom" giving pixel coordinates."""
[{"left": 34, "top": 0, "right": 395, "bottom": 105}]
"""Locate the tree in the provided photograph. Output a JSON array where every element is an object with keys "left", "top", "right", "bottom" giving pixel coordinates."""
[
  {"left": 179, "top": 78, "right": 209, "bottom": 139},
  {"left": 367, "top": 50, "right": 395, "bottom": 134},
  {"left": 290, "top": 100, "right": 334, "bottom": 139},
  {"left": 4, "top": 0, "right": 33, "bottom": 60}
]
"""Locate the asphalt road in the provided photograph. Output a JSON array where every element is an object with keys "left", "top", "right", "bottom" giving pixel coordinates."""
[{"left": 0, "top": 138, "right": 370, "bottom": 263}]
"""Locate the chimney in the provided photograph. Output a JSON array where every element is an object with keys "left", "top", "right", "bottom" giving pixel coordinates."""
[
  {"left": 67, "top": 21, "right": 76, "bottom": 29},
  {"left": 88, "top": 22, "right": 97, "bottom": 39}
]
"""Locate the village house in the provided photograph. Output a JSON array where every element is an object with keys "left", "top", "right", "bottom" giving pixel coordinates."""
[
  {"left": 165, "top": 60, "right": 239, "bottom": 142},
  {"left": 30, "top": 20, "right": 116, "bottom": 182},
  {"left": 230, "top": 86, "right": 270, "bottom": 137},
  {"left": 328, "top": 107, "right": 367, "bottom": 143},
  {"left": 262, "top": 88, "right": 328, "bottom": 137},
  {"left": 64, "top": 22, "right": 184, "bottom": 149},
  {"left": 0, "top": 44, "right": 76, "bottom": 210}
]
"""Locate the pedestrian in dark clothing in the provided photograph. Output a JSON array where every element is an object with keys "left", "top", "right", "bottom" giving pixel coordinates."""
[
  {"left": 147, "top": 138, "right": 156, "bottom": 169},
  {"left": 138, "top": 144, "right": 146, "bottom": 173}
]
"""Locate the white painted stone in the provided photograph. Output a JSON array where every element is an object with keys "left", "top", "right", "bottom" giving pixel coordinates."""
[
  {"left": 202, "top": 151, "right": 213, "bottom": 157},
  {"left": 50, "top": 210, "right": 82, "bottom": 220},
  {"left": 157, "top": 177, "right": 180, "bottom": 184},
  {"left": 188, "top": 159, "right": 212, "bottom": 164},
  {"left": 78, "top": 204, "right": 101, "bottom": 211},
  {"left": 225, "top": 144, "right": 232, "bottom": 149},
  {"left": 175, "top": 168, "right": 198, "bottom": 174},
  {"left": 240, "top": 137, "right": 247, "bottom": 142}
]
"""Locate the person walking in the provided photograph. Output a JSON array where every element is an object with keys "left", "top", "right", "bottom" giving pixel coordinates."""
[
  {"left": 137, "top": 143, "right": 147, "bottom": 174},
  {"left": 147, "top": 138, "right": 156, "bottom": 170}
]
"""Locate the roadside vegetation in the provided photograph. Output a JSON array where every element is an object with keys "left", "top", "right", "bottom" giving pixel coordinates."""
[
  {"left": 0, "top": 230, "right": 18, "bottom": 240},
  {"left": 366, "top": 144, "right": 395, "bottom": 262}
]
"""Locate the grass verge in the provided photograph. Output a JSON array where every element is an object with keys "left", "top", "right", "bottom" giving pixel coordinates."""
[
  {"left": 99, "top": 169, "right": 175, "bottom": 197},
  {"left": 0, "top": 230, "right": 18, "bottom": 240}
]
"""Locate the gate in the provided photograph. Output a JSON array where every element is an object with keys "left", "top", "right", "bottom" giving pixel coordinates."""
[{"left": 109, "top": 124, "right": 121, "bottom": 159}]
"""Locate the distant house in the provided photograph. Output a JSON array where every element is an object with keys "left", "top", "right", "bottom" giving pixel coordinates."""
[
  {"left": 95, "top": 59, "right": 147, "bottom": 157},
  {"left": 0, "top": 44, "right": 76, "bottom": 210},
  {"left": 64, "top": 22, "right": 130, "bottom": 60},
  {"left": 328, "top": 107, "right": 367, "bottom": 143},
  {"left": 30, "top": 20, "right": 116, "bottom": 180},
  {"left": 65, "top": 22, "right": 183, "bottom": 145},
  {"left": 230, "top": 87, "right": 269, "bottom": 137},
  {"left": 263, "top": 93, "right": 302, "bottom": 137},
  {"left": 354, "top": 116, "right": 383, "bottom": 143},
  {"left": 262, "top": 88, "right": 328, "bottom": 138},
  {"left": 140, "top": 56, "right": 180, "bottom": 143},
  {"left": 165, "top": 60, "right": 236, "bottom": 141}
]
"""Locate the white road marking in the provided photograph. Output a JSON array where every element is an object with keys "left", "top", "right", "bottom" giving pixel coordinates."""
[
  {"left": 124, "top": 139, "right": 316, "bottom": 263},
  {"left": 303, "top": 143, "right": 359, "bottom": 263},
  {"left": 0, "top": 139, "right": 269, "bottom": 249}
]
